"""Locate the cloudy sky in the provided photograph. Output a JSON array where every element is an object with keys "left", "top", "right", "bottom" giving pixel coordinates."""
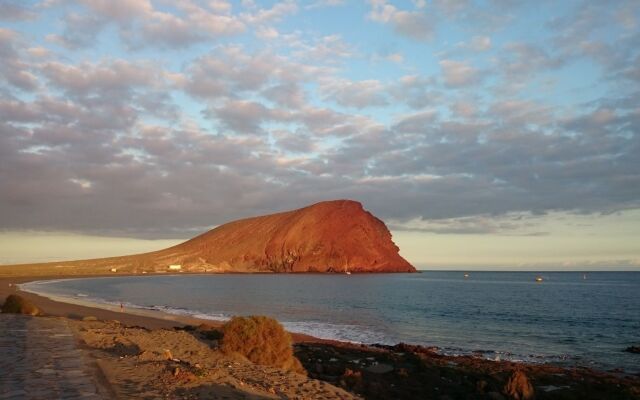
[{"left": 1, "top": 0, "right": 639, "bottom": 269}]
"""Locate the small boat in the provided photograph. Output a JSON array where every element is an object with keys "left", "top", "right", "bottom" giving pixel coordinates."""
[
  {"left": 345, "top": 271, "right": 352, "bottom": 275},
  {"left": 463, "top": 273, "right": 469, "bottom": 279},
  {"left": 535, "top": 276, "right": 543, "bottom": 282},
  {"left": 583, "top": 273, "right": 587, "bottom": 280}
]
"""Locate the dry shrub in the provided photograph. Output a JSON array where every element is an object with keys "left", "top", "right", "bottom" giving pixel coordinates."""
[
  {"left": 503, "top": 369, "right": 535, "bottom": 400},
  {"left": 220, "top": 316, "right": 305, "bottom": 374},
  {"left": 1, "top": 294, "right": 40, "bottom": 315}
]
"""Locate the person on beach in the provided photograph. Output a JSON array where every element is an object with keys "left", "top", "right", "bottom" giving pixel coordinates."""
[{"left": 120, "top": 302, "right": 124, "bottom": 312}]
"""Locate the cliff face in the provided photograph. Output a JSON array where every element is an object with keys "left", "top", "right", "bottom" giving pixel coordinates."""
[{"left": 152, "top": 200, "right": 415, "bottom": 273}]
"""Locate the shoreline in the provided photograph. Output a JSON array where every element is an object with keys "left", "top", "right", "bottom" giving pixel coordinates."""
[
  {"left": 0, "top": 274, "right": 344, "bottom": 344},
  {"left": 4, "top": 273, "right": 640, "bottom": 369},
  {"left": 2, "top": 274, "right": 639, "bottom": 399}
]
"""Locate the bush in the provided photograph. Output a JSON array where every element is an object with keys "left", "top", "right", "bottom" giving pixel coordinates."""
[
  {"left": 220, "top": 316, "right": 305, "bottom": 374},
  {"left": 1, "top": 294, "right": 40, "bottom": 315}
]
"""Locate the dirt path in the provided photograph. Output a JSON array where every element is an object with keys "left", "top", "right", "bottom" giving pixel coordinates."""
[{"left": 0, "top": 315, "right": 107, "bottom": 399}]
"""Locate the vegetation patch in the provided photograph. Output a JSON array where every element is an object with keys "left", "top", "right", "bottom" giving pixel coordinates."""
[
  {"left": 220, "top": 315, "right": 305, "bottom": 374},
  {"left": 1, "top": 294, "right": 40, "bottom": 315}
]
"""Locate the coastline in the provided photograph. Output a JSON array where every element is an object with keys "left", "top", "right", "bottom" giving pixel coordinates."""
[
  {"left": 1, "top": 274, "right": 639, "bottom": 399},
  {"left": 0, "top": 274, "right": 341, "bottom": 344}
]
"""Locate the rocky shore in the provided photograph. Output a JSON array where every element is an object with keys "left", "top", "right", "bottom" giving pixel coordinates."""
[{"left": 294, "top": 341, "right": 640, "bottom": 399}]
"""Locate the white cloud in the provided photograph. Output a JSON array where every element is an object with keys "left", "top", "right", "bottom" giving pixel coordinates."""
[{"left": 240, "top": 0, "right": 297, "bottom": 25}]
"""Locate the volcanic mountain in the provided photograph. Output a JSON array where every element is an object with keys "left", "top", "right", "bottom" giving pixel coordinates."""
[
  {"left": 3, "top": 200, "right": 416, "bottom": 276},
  {"left": 150, "top": 200, "right": 414, "bottom": 273}
]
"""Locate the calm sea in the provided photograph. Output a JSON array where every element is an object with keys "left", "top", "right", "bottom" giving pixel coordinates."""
[{"left": 21, "top": 271, "right": 640, "bottom": 373}]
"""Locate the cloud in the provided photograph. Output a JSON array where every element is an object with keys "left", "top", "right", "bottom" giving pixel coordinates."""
[
  {"left": 392, "top": 110, "right": 438, "bottom": 133},
  {"left": 0, "top": 0, "right": 639, "bottom": 243},
  {"left": 388, "top": 74, "right": 441, "bottom": 109},
  {"left": 389, "top": 212, "right": 546, "bottom": 235},
  {"left": 0, "top": 28, "right": 39, "bottom": 90},
  {"left": 367, "top": 0, "right": 434, "bottom": 41},
  {"left": 469, "top": 35, "right": 491, "bottom": 51},
  {"left": 500, "top": 42, "right": 564, "bottom": 79},
  {"left": 80, "top": 0, "right": 153, "bottom": 21},
  {"left": 41, "top": 59, "right": 162, "bottom": 96},
  {"left": 385, "top": 52, "right": 404, "bottom": 63},
  {"left": 290, "top": 34, "right": 354, "bottom": 63},
  {"left": 52, "top": 0, "right": 247, "bottom": 49},
  {"left": 208, "top": 100, "right": 272, "bottom": 134},
  {"left": 450, "top": 101, "right": 477, "bottom": 118},
  {"left": 262, "top": 82, "right": 306, "bottom": 108},
  {"left": 439, "top": 59, "right": 482, "bottom": 87},
  {"left": 240, "top": 0, "right": 297, "bottom": 25},
  {"left": 319, "top": 78, "right": 387, "bottom": 109},
  {"left": 306, "top": 0, "right": 345, "bottom": 9},
  {"left": 0, "top": 1, "right": 36, "bottom": 20},
  {"left": 0, "top": 98, "right": 40, "bottom": 122},
  {"left": 181, "top": 45, "right": 326, "bottom": 100}
]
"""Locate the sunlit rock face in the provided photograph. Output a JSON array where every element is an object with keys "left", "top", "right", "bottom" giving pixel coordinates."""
[{"left": 151, "top": 199, "right": 416, "bottom": 273}]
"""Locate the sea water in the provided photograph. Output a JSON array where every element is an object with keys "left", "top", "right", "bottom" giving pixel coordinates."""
[{"left": 21, "top": 271, "right": 640, "bottom": 373}]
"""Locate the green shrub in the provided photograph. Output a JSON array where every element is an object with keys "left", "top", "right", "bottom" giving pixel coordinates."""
[
  {"left": 220, "top": 316, "right": 305, "bottom": 374},
  {"left": 1, "top": 294, "right": 40, "bottom": 315}
]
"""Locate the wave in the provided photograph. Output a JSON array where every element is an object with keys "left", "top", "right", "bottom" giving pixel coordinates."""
[{"left": 282, "top": 321, "right": 387, "bottom": 344}]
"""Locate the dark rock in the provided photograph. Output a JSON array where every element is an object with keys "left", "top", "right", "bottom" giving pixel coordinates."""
[
  {"left": 477, "top": 379, "right": 489, "bottom": 393},
  {"left": 624, "top": 346, "right": 640, "bottom": 354},
  {"left": 488, "top": 392, "right": 506, "bottom": 400}
]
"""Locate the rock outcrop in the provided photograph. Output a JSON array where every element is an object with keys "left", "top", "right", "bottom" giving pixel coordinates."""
[{"left": 150, "top": 199, "right": 415, "bottom": 273}]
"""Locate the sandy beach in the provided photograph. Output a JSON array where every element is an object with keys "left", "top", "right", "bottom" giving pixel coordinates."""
[
  {"left": 0, "top": 275, "right": 342, "bottom": 343},
  {"left": 1, "top": 273, "right": 639, "bottom": 399}
]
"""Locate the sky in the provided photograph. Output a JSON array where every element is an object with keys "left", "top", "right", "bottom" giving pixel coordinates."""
[{"left": 0, "top": 0, "right": 639, "bottom": 269}]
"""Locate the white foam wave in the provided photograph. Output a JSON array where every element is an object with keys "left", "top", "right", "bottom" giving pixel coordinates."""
[{"left": 281, "top": 321, "right": 387, "bottom": 344}]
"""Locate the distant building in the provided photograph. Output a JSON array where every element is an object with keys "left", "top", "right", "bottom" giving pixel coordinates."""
[
  {"left": 168, "top": 264, "right": 182, "bottom": 271},
  {"left": 110, "top": 268, "right": 117, "bottom": 272}
]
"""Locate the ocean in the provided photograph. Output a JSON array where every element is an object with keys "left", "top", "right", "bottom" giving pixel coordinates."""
[{"left": 21, "top": 271, "right": 640, "bottom": 374}]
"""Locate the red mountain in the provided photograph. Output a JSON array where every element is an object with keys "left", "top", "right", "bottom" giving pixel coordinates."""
[{"left": 150, "top": 199, "right": 415, "bottom": 273}]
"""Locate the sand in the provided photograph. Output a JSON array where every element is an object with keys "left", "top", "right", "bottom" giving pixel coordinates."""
[
  {"left": 72, "top": 320, "right": 358, "bottom": 399},
  {"left": 0, "top": 276, "right": 191, "bottom": 330}
]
